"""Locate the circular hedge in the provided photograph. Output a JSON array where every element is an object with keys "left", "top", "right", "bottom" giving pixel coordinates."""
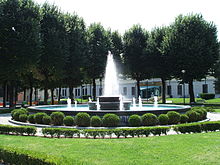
[
  {"left": 28, "top": 114, "right": 35, "bottom": 124},
  {"left": 34, "top": 113, "right": 47, "bottom": 124},
  {"left": 90, "top": 116, "right": 102, "bottom": 127},
  {"left": 12, "top": 109, "right": 28, "bottom": 121},
  {"left": 158, "top": 114, "right": 169, "bottom": 125},
  {"left": 102, "top": 114, "right": 120, "bottom": 127},
  {"left": 63, "top": 116, "right": 75, "bottom": 126},
  {"left": 128, "top": 115, "right": 141, "bottom": 126},
  {"left": 141, "top": 113, "right": 158, "bottom": 126},
  {"left": 167, "top": 111, "right": 181, "bottom": 124},
  {"left": 42, "top": 115, "right": 51, "bottom": 125},
  {"left": 50, "top": 112, "right": 65, "bottom": 126},
  {"left": 186, "top": 110, "right": 200, "bottom": 122},
  {"left": 75, "top": 112, "right": 90, "bottom": 127},
  {"left": 19, "top": 114, "right": 28, "bottom": 122},
  {"left": 180, "top": 114, "right": 189, "bottom": 123}
]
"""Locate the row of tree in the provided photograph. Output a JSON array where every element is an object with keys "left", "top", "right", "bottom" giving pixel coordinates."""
[{"left": 0, "top": 0, "right": 219, "bottom": 108}]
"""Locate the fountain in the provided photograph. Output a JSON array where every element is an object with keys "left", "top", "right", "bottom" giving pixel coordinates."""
[
  {"left": 28, "top": 51, "right": 190, "bottom": 117},
  {"left": 154, "top": 96, "right": 158, "bottom": 107},
  {"left": 74, "top": 100, "right": 77, "bottom": 110},
  {"left": 138, "top": 96, "right": 142, "bottom": 110},
  {"left": 88, "top": 51, "right": 130, "bottom": 110},
  {"left": 67, "top": 98, "right": 71, "bottom": 108}
]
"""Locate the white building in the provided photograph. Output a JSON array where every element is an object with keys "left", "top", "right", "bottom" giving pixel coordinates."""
[{"left": 52, "top": 77, "right": 217, "bottom": 100}]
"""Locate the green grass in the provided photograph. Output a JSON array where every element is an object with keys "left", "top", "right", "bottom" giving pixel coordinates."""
[
  {"left": 1, "top": 132, "right": 220, "bottom": 164},
  {"left": 165, "top": 98, "right": 220, "bottom": 104}
]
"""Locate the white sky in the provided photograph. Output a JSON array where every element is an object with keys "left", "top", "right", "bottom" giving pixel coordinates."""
[{"left": 34, "top": 0, "right": 220, "bottom": 39}]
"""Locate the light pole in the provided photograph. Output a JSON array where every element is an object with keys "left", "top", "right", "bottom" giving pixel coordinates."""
[{"left": 182, "top": 70, "right": 186, "bottom": 105}]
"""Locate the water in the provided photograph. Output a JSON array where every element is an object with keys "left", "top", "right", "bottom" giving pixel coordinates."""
[
  {"left": 119, "top": 95, "right": 123, "bottom": 111},
  {"left": 103, "top": 51, "right": 119, "bottom": 96},
  {"left": 154, "top": 96, "right": 158, "bottom": 107},
  {"left": 88, "top": 97, "right": 92, "bottom": 103},
  {"left": 139, "top": 96, "right": 142, "bottom": 110},
  {"left": 67, "top": 98, "right": 71, "bottom": 108},
  {"left": 96, "top": 98, "right": 100, "bottom": 110},
  {"left": 74, "top": 100, "right": 77, "bottom": 110},
  {"left": 132, "top": 97, "right": 136, "bottom": 108}
]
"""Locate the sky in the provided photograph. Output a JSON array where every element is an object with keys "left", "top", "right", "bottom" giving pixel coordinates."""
[{"left": 34, "top": 0, "right": 220, "bottom": 39}]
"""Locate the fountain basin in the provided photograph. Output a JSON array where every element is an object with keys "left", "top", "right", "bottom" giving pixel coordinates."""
[{"left": 28, "top": 104, "right": 191, "bottom": 116}]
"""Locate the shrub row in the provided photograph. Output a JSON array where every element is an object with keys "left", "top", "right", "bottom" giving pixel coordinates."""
[
  {"left": 0, "top": 125, "right": 36, "bottom": 136},
  {"left": 42, "top": 126, "right": 170, "bottom": 139},
  {"left": 0, "top": 147, "right": 56, "bottom": 165},
  {"left": 173, "top": 121, "right": 220, "bottom": 134},
  {"left": 200, "top": 93, "right": 215, "bottom": 100},
  {"left": 12, "top": 107, "right": 207, "bottom": 127}
]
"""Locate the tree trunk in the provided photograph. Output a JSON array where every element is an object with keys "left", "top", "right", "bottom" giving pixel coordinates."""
[
  {"left": 92, "top": 78, "right": 96, "bottom": 100},
  {"left": 44, "top": 87, "right": 48, "bottom": 105},
  {"left": 9, "top": 84, "right": 14, "bottom": 108},
  {"left": 69, "top": 86, "right": 74, "bottom": 101},
  {"left": 29, "top": 87, "right": 33, "bottom": 106},
  {"left": 34, "top": 88, "right": 38, "bottom": 102},
  {"left": 23, "top": 88, "right": 26, "bottom": 102},
  {"left": 188, "top": 79, "right": 195, "bottom": 103},
  {"left": 3, "top": 82, "right": 6, "bottom": 107},
  {"left": 14, "top": 86, "right": 17, "bottom": 106},
  {"left": 136, "top": 79, "right": 140, "bottom": 98},
  {"left": 51, "top": 89, "right": 54, "bottom": 105},
  {"left": 161, "top": 77, "right": 166, "bottom": 104},
  {"left": 58, "top": 87, "right": 61, "bottom": 103}
]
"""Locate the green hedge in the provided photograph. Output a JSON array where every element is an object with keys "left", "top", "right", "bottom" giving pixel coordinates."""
[
  {"left": 173, "top": 121, "right": 220, "bottom": 134},
  {"left": 0, "top": 147, "right": 56, "bottom": 165},
  {"left": 42, "top": 127, "right": 170, "bottom": 139},
  {"left": 0, "top": 125, "right": 36, "bottom": 136},
  {"left": 200, "top": 93, "right": 215, "bottom": 100}
]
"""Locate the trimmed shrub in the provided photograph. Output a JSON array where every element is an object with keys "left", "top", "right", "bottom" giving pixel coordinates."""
[
  {"left": 158, "top": 114, "right": 169, "bottom": 125},
  {"left": 191, "top": 107, "right": 207, "bottom": 120},
  {"left": 141, "top": 113, "right": 158, "bottom": 126},
  {"left": 173, "top": 123, "right": 202, "bottom": 134},
  {"left": 204, "top": 106, "right": 215, "bottom": 112},
  {"left": 63, "top": 116, "right": 75, "bottom": 126},
  {"left": 102, "top": 114, "right": 120, "bottom": 127},
  {"left": 186, "top": 110, "right": 199, "bottom": 122},
  {"left": 42, "top": 115, "right": 51, "bottom": 125},
  {"left": 19, "top": 114, "right": 28, "bottom": 122},
  {"left": 90, "top": 116, "right": 102, "bottom": 127},
  {"left": 167, "top": 111, "right": 181, "bottom": 124},
  {"left": 128, "top": 115, "right": 141, "bottom": 126},
  {"left": 50, "top": 112, "right": 65, "bottom": 126},
  {"left": 34, "top": 113, "right": 47, "bottom": 124},
  {"left": 200, "top": 93, "right": 215, "bottom": 100},
  {"left": 28, "top": 114, "right": 35, "bottom": 124},
  {"left": 180, "top": 114, "right": 189, "bottom": 123},
  {"left": 75, "top": 112, "right": 90, "bottom": 127},
  {"left": 11, "top": 109, "right": 28, "bottom": 121}
]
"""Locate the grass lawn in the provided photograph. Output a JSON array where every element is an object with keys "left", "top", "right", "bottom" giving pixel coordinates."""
[
  {"left": 166, "top": 98, "right": 220, "bottom": 104},
  {"left": 1, "top": 132, "right": 220, "bottom": 165}
]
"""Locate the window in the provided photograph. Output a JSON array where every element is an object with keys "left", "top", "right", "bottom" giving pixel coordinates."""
[
  {"left": 64, "top": 89, "right": 67, "bottom": 96},
  {"left": 99, "top": 88, "right": 102, "bottom": 96},
  {"left": 167, "top": 85, "right": 172, "bottom": 96},
  {"left": 202, "top": 84, "right": 208, "bottom": 93},
  {"left": 85, "top": 88, "right": 87, "bottom": 95},
  {"left": 123, "top": 87, "right": 127, "bottom": 95},
  {"left": 177, "top": 85, "right": 182, "bottom": 96},
  {"left": 131, "top": 87, "right": 135, "bottom": 96},
  {"left": 78, "top": 89, "right": 80, "bottom": 96},
  {"left": 75, "top": 89, "right": 77, "bottom": 96}
]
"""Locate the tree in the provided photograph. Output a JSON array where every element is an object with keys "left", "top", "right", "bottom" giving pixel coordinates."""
[
  {"left": 123, "top": 25, "right": 149, "bottom": 97},
  {"left": 39, "top": 3, "right": 67, "bottom": 104},
  {"left": 147, "top": 26, "right": 172, "bottom": 103},
  {"left": 63, "top": 14, "right": 87, "bottom": 101},
  {"left": 0, "top": 0, "right": 41, "bottom": 107},
  {"left": 163, "top": 14, "right": 219, "bottom": 103},
  {"left": 86, "top": 23, "right": 109, "bottom": 100},
  {"left": 107, "top": 31, "right": 123, "bottom": 74}
]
